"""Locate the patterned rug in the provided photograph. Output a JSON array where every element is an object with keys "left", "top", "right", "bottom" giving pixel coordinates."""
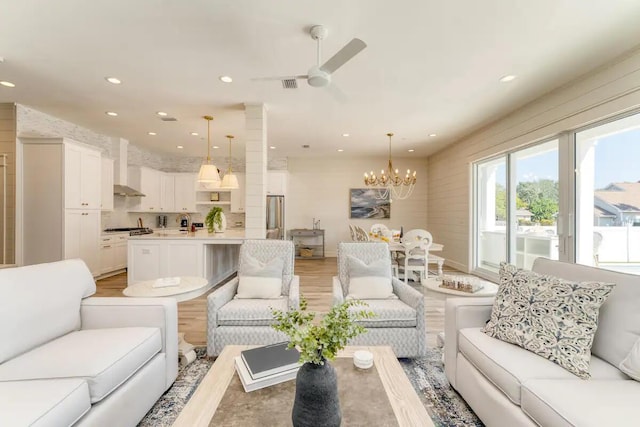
[{"left": 139, "top": 347, "right": 483, "bottom": 426}]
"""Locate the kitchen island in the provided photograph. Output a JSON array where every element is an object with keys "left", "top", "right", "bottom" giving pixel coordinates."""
[{"left": 127, "top": 229, "right": 246, "bottom": 286}]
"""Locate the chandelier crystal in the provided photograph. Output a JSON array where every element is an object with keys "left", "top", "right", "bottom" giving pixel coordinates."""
[
  {"left": 220, "top": 135, "right": 239, "bottom": 189},
  {"left": 363, "top": 132, "right": 417, "bottom": 201},
  {"left": 197, "top": 115, "right": 221, "bottom": 187}
]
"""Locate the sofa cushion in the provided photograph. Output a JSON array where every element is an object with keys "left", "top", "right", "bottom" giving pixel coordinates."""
[
  {"left": 352, "top": 299, "right": 416, "bottom": 328},
  {"left": 218, "top": 297, "right": 288, "bottom": 326},
  {"left": 620, "top": 337, "right": 640, "bottom": 381},
  {"left": 459, "top": 328, "right": 626, "bottom": 405},
  {"left": 532, "top": 257, "right": 640, "bottom": 368},
  {"left": 0, "top": 327, "right": 161, "bottom": 403},
  {"left": 483, "top": 263, "right": 615, "bottom": 379},
  {"left": 521, "top": 379, "right": 640, "bottom": 427},
  {"left": 0, "top": 378, "right": 90, "bottom": 427},
  {"left": 0, "top": 259, "right": 96, "bottom": 363},
  {"left": 346, "top": 255, "right": 394, "bottom": 299}
]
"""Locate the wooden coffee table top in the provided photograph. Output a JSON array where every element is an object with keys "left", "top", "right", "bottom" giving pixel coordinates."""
[{"left": 172, "top": 345, "right": 433, "bottom": 427}]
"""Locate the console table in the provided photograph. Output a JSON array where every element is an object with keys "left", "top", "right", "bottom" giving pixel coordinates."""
[{"left": 289, "top": 228, "right": 325, "bottom": 259}]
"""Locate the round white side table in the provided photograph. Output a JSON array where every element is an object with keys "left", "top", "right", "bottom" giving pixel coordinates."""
[{"left": 123, "top": 276, "right": 211, "bottom": 366}]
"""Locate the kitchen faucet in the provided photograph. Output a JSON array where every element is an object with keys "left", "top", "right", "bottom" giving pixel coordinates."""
[{"left": 176, "top": 213, "right": 191, "bottom": 229}]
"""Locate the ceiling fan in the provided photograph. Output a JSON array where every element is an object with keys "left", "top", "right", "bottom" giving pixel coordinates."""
[{"left": 253, "top": 25, "right": 367, "bottom": 90}]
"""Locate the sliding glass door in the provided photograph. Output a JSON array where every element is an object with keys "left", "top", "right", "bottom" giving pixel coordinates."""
[
  {"left": 575, "top": 112, "right": 640, "bottom": 274},
  {"left": 474, "top": 140, "right": 559, "bottom": 277}
]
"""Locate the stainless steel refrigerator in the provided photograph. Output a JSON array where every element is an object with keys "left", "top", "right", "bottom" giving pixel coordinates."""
[{"left": 266, "top": 195, "right": 285, "bottom": 239}]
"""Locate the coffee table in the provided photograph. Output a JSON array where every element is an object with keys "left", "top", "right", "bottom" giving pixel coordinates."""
[{"left": 172, "top": 345, "right": 433, "bottom": 427}]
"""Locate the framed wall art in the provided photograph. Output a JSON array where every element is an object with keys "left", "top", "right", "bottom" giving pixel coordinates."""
[{"left": 349, "top": 188, "right": 390, "bottom": 219}]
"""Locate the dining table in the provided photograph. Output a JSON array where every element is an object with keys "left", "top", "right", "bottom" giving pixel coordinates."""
[{"left": 372, "top": 237, "right": 445, "bottom": 278}]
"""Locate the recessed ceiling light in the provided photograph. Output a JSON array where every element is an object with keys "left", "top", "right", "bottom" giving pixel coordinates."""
[
  {"left": 148, "top": 132, "right": 157, "bottom": 136},
  {"left": 213, "top": 146, "right": 219, "bottom": 149},
  {"left": 499, "top": 74, "right": 517, "bottom": 83},
  {"left": 337, "top": 149, "right": 344, "bottom": 152},
  {"left": 0, "top": 81, "right": 15, "bottom": 88},
  {"left": 429, "top": 133, "right": 437, "bottom": 137},
  {"left": 219, "top": 76, "right": 233, "bottom": 83},
  {"left": 270, "top": 146, "right": 276, "bottom": 150},
  {"left": 408, "top": 149, "right": 415, "bottom": 152},
  {"left": 105, "top": 111, "right": 118, "bottom": 117},
  {"left": 105, "top": 77, "right": 121, "bottom": 85},
  {"left": 190, "top": 132, "right": 198, "bottom": 136},
  {"left": 176, "top": 145, "right": 183, "bottom": 149},
  {"left": 156, "top": 111, "right": 168, "bottom": 116},
  {"left": 342, "top": 133, "right": 350, "bottom": 137}
]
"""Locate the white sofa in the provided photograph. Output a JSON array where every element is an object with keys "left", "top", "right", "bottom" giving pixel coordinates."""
[
  {"left": 445, "top": 258, "right": 640, "bottom": 427},
  {"left": 0, "top": 259, "right": 178, "bottom": 427}
]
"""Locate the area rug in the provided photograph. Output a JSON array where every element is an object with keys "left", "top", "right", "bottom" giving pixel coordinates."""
[{"left": 139, "top": 347, "right": 483, "bottom": 426}]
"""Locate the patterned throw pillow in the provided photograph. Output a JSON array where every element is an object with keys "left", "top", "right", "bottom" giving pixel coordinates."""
[
  {"left": 482, "top": 263, "right": 615, "bottom": 379},
  {"left": 236, "top": 254, "right": 284, "bottom": 299}
]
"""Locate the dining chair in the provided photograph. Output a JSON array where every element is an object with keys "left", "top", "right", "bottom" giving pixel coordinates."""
[
  {"left": 354, "top": 225, "right": 370, "bottom": 242},
  {"left": 348, "top": 224, "right": 357, "bottom": 241},
  {"left": 397, "top": 229, "right": 433, "bottom": 284}
]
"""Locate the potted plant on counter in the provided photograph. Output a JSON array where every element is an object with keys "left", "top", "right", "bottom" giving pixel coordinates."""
[
  {"left": 205, "top": 206, "right": 226, "bottom": 233},
  {"left": 271, "top": 297, "right": 374, "bottom": 427}
]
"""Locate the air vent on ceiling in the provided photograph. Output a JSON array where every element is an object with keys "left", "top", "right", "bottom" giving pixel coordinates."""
[
  {"left": 282, "top": 79, "right": 298, "bottom": 89},
  {"left": 160, "top": 117, "right": 178, "bottom": 122}
]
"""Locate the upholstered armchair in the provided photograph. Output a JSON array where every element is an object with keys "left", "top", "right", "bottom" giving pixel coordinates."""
[
  {"left": 207, "top": 239, "right": 300, "bottom": 357},
  {"left": 332, "top": 242, "right": 427, "bottom": 357}
]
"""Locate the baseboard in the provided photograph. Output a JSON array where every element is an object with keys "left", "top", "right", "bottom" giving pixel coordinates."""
[{"left": 445, "top": 259, "right": 468, "bottom": 273}]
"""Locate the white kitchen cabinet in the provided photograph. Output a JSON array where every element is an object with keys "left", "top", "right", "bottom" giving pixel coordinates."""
[
  {"left": 173, "top": 173, "right": 197, "bottom": 212},
  {"left": 65, "top": 210, "right": 100, "bottom": 275},
  {"left": 165, "top": 242, "right": 203, "bottom": 277},
  {"left": 65, "top": 142, "right": 102, "bottom": 210},
  {"left": 22, "top": 138, "right": 102, "bottom": 276},
  {"left": 128, "top": 241, "right": 163, "bottom": 283},
  {"left": 129, "top": 166, "right": 161, "bottom": 212},
  {"left": 101, "top": 157, "right": 114, "bottom": 211},
  {"left": 267, "top": 171, "right": 288, "bottom": 196},
  {"left": 160, "top": 173, "right": 175, "bottom": 212},
  {"left": 230, "top": 173, "right": 246, "bottom": 213},
  {"left": 100, "top": 233, "right": 128, "bottom": 275}
]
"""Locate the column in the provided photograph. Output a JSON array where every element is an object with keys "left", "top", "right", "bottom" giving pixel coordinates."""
[{"left": 244, "top": 103, "right": 267, "bottom": 239}]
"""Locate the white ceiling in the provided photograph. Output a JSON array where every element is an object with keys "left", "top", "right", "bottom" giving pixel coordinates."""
[{"left": 1, "top": 0, "right": 640, "bottom": 159}]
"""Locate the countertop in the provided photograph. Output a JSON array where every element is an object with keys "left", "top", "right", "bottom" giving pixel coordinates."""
[{"left": 127, "top": 228, "right": 246, "bottom": 241}]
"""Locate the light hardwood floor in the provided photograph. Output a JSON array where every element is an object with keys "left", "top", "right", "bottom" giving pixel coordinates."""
[{"left": 95, "top": 258, "right": 449, "bottom": 348}]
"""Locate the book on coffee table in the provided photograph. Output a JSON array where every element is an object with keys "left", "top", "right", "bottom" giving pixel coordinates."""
[
  {"left": 240, "top": 342, "right": 301, "bottom": 380},
  {"left": 234, "top": 356, "right": 298, "bottom": 392}
]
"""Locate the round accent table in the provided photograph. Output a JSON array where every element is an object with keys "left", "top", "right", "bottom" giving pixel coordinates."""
[{"left": 123, "top": 276, "right": 212, "bottom": 366}]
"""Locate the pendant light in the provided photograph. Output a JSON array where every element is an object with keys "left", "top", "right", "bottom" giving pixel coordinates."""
[
  {"left": 220, "top": 134, "right": 239, "bottom": 189},
  {"left": 197, "top": 115, "right": 221, "bottom": 186}
]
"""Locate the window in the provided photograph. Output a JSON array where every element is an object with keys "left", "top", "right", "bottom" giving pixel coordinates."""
[
  {"left": 575, "top": 112, "right": 640, "bottom": 275},
  {"left": 474, "top": 140, "right": 559, "bottom": 277}
]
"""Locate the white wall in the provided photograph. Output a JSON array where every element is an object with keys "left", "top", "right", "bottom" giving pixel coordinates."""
[
  {"left": 287, "top": 156, "right": 428, "bottom": 256},
  {"left": 427, "top": 45, "right": 640, "bottom": 272}
]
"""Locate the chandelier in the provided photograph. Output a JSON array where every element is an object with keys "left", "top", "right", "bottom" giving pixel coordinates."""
[
  {"left": 220, "top": 135, "right": 239, "bottom": 189},
  {"left": 197, "top": 115, "right": 221, "bottom": 186},
  {"left": 363, "top": 133, "right": 417, "bottom": 201}
]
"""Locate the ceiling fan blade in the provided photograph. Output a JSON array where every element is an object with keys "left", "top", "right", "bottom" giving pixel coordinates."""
[
  {"left": 326, "top": 83, "right": 348, "bottom": 104},
  {"left": 251, "top": 75, "right": 308, "bottom": 81},
  {"left": 320, "top": 38, "right": 367, "bottom": 74}
]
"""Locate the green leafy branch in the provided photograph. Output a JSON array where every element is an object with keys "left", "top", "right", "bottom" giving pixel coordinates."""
[
  {"left": 271, "top": 296, "right": 375, "bottom": 365},
  {"left": 205, "top": 206, "right": 224, "bottom": 230}
]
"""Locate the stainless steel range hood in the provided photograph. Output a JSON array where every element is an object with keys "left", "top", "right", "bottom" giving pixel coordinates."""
[{"left": 112, "top": 138, "right": 145, "bottom": 197}]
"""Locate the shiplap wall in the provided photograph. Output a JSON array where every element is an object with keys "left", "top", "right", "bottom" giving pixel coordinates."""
[
  {"left": 0, "top": 104, "right": 16, "bottom": 264},
  {"left": 427, "top": 46, "right": 640, "bottom": 272}
]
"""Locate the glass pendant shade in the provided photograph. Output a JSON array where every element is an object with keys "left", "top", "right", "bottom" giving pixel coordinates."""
[{"left": 197, "top": 115, "right": 221, "bottom": 186}]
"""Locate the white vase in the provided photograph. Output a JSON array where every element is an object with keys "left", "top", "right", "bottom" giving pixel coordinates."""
[{"left": 214, "top": 212, "right": 227, "bottom": 233}]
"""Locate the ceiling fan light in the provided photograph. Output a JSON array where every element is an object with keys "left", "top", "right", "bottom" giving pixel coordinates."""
[{"left": 220, "top": 173, "right": 239, "bottom": 189}]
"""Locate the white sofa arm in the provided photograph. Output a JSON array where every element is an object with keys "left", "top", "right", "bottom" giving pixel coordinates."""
[
  {"left": 288, "top": 276, "right": 300, "bottom": 310},
  {"left": 444, "top": 297, "right": 494, "bottom": 389},
  {"left": 80, "top": 297, "right": 178, "bottom": 389},
  {"left": 332, "top": 276, "right": 344, "bottom": 306}
]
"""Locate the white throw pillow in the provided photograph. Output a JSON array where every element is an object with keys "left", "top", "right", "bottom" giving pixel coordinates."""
[
  {"left": 620, "top": 338, "right": 640, "bottom": 381},
  {"left": 348, "top": 276, "right": 396, "bottom": 300},
  {"left": 346, "top": 256, "right": 394, "bottom": 299},
  {"left": 236, "top": 254, "right": 284, "bottom": 299},
  {"left": 236, "top": 276, "right": 282, "bottom": 299}
]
